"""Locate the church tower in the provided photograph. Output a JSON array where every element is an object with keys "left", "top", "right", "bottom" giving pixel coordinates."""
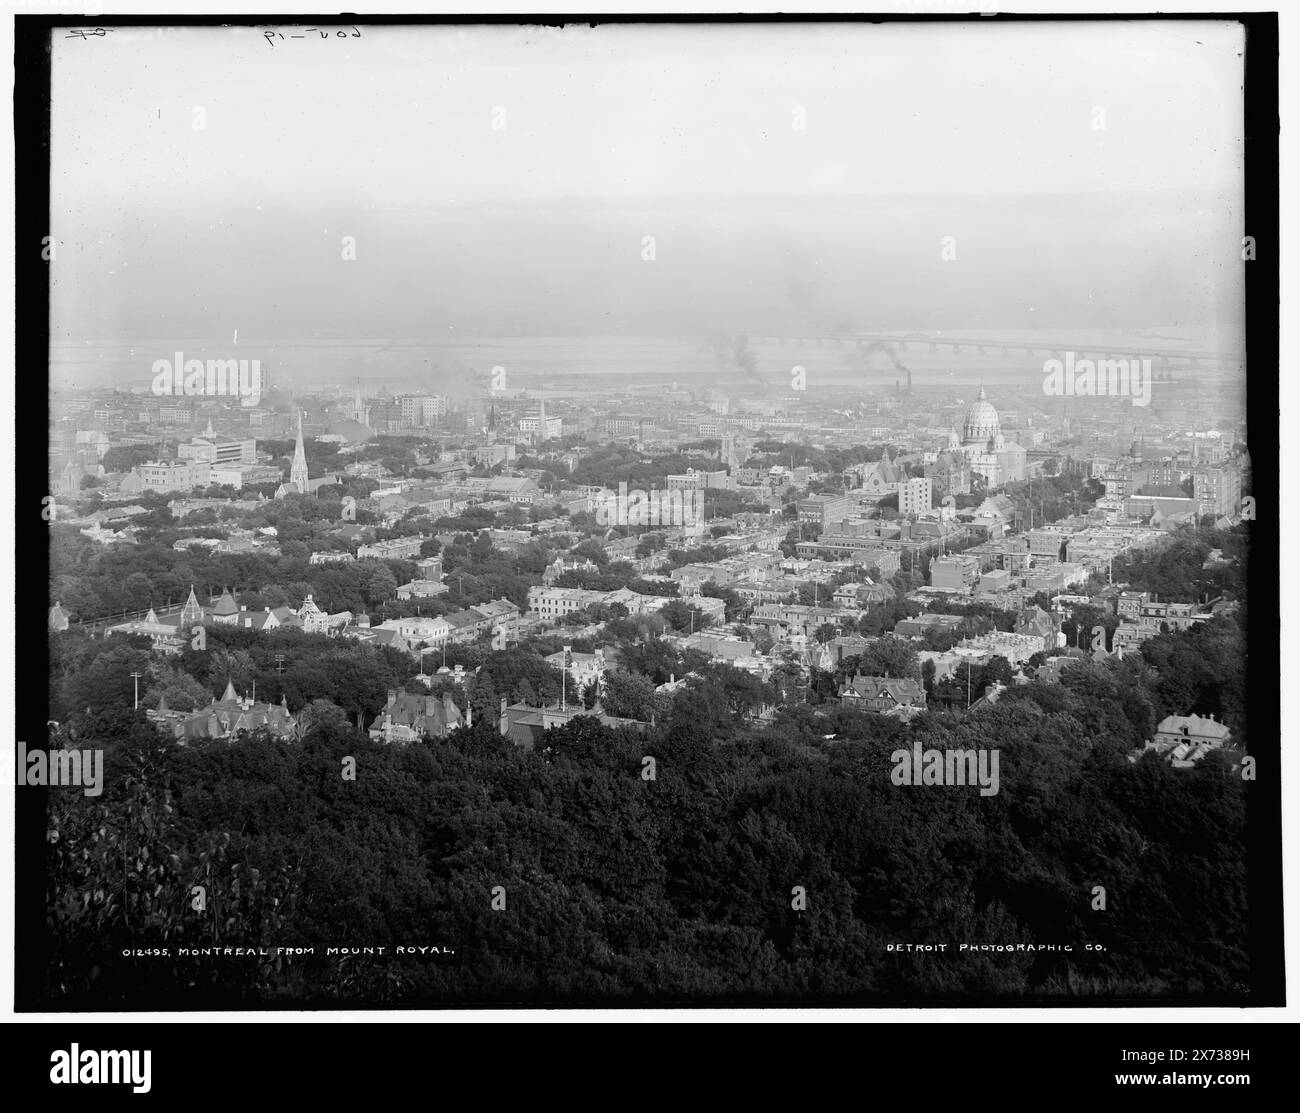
[
  {"left": 351, "top": 381, "right": 370, "bottom": 428},
  {"left": 290, "top": 411, "right": 309, "bottom": 494}
]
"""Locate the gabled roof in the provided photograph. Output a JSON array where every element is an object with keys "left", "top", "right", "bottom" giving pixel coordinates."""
[
  {"left": 241, "top": 610, "right": 278, "bottom": 631},
  {"left": 1156, "top": 713, "right": 1231, "bottom": 742},
  {"left": 488, "top": 476, "right": 538, "bottom": 493},
  {"left": 443, "top": 609, "right": 482, "bottom": 630},
  {"left": 839, "top": 674, "right": 925, "bottom": 703}
]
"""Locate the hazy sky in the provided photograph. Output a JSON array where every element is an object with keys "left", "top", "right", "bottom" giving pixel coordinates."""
[{"left": 50, "top": 21, "right": 1246, "bottom": 340}]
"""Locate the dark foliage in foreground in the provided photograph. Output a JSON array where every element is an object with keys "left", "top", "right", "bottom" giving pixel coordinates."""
[{"left": 42, "top": 642, "right": 1250, "bottom": 1007}]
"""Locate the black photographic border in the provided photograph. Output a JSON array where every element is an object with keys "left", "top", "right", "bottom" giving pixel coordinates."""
[{"left": 14, "top": 9, "right": 1282, "bottom": 1015}]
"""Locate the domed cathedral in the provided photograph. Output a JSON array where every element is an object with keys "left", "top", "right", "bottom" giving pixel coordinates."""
[
  {"left": 944, "top": 387, "right": 1027, "bottom": 489},
  {"left": 963, "top": 386, "right": 1002, "bottom": 448}
]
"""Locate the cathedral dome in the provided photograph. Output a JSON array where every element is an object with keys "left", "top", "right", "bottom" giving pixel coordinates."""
[{"left": 962, "top": 387, "right": 1000, "bottom": 445}]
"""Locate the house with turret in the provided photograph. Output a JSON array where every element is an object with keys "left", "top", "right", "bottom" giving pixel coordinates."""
[{"left": 147, "top": 680, "right": 297, "bottom": 743}]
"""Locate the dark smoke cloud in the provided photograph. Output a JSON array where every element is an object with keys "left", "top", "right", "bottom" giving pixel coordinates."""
[{"left": 733, "top": 334, "right": 762, "bottom": 383}]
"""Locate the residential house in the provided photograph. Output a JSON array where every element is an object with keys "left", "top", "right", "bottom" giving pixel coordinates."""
[
  {"left": 369, "top": 688, "right": 465, "bottom": 742},
  {"left": 1014, "top": 605, "right": 1060, "bottom": 653},
  {"left": 1139, "top": 712, "right": 1235, "bottom": 768},
  {"left": 544, "top": 647, "right": 608, "bottom": 694},
  {"left": 894, "top": 613, "right": 965, "bottom": 639},
  {"left": 497, "top": 696, "right": 650, "bottom": 750},
  {"left": 837, "top": 674, "right": 927, "bottom": 714},
  {"left": 147, "top": 681, "right": 297, "bottom": 743}
]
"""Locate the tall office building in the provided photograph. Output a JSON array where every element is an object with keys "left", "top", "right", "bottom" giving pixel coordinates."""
[{"left": 898, "top": 476, "right": 933, "bottom": 517}]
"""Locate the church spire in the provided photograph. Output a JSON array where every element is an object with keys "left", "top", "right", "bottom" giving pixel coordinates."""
[
  {"left": 179, "top": 584, "right": 203, "bottom": 628},
  {"left": 290, "top": 410, "right": 309, "bottom": 494},
  {"left": 351, "top": 380, "right": 369, "bottom": 428}
]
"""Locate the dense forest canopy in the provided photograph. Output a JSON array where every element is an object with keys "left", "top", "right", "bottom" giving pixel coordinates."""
[{"left": 42, "top": 649, "right": 1249, "bottom": 1007}]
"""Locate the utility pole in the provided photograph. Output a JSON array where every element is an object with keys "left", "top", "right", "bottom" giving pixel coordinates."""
[{"left": 130, "top": 671, "right": 142, "bottom": 711}]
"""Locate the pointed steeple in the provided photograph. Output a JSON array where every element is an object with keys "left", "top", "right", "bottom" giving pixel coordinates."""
[
  {"left": 220, "top": 677, "right": 239, "bottom": 703},
  {"left": 145, "top": 607, "right": 159, "bottom": 624},
  {"left": 179, "top": 585, "right": 203, "bottom": 627},
  {"left": 156, "top": 693, "right": 170, "bottom": 714},
  {"left": 290, "top": 410, "right": 309, "bottom": 494},
  {"left": 204, "top": 417, "right": 216, "bottom": 438}
]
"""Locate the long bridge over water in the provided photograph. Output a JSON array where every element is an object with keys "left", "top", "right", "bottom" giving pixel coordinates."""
[{"left": 748, "top": 331, "right": 1241, "bottom": 371}]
